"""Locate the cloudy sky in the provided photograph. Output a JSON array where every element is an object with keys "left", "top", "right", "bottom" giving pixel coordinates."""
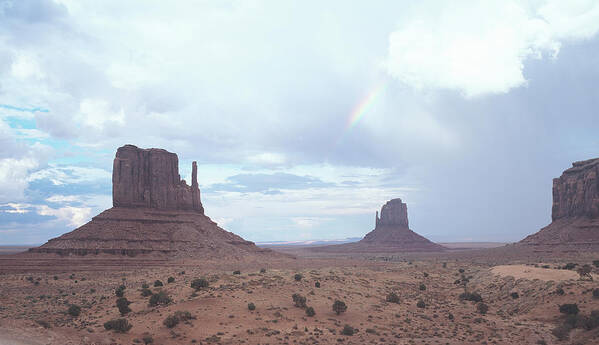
[{"left": 1, "top": 0, "right": 599, "bottom": 245}]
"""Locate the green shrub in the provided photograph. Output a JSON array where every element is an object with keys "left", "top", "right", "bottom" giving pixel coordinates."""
[
  {"left": 593, "top": 288, "right": 599, "bottom": 299},
  {"left": 163, "top": 314, "right": 179, "bottom": 328},
  {"left": 564, "top": 263, "right": 577, "bottom": 270},
  {"left": 191, "top": 278, "right": 209, "bottom": 290},
  {"left": 141, "top": 282, "right": 149, "bottom": 289},
  {"left": 477, "top": 303, "right": 489, "bottom": 315},
  {"left": 459, "top": 292, "right": 483, "bottom": 303},
  {"left": 115, "top": 285, "right": 125, "bottom": 297},
  {"left": 341, "top": 324, "right": 354, "bottom": 336},
  {"left": 294, "top": 273, "right": 303, "bottom": 281},
  {"left": 141, "top": 288, "right": 153, "bottom": 297},
  {"left": 386, "top": 292, "right": 400, "bottom": 304},
  {"left": 292, "top": 293, "right": 307, "bottom": 308},
  {"left": 551, "top": 324, "right": 571, "bottom": 341},
  {"left": 556, "top": 288, "right": 565, "bottom": 295},
  {"left": 116, "top": 297, "right": 131, "bottom": 315},
  {"left": 593, "top": 260, "right": 599, "bottom": 268},
  {"left": 305, "top": 306, "right": 315, "bottom": 317},
  {"left": 458, "top": 268, "right": 465, "bottom": 273},
  {"left": 104, "top": 318, "right": 132, "bottom": 333},
  {"left": 163, "top": 311, "right": 194, "bottom": 328},
  {"left": 511, "top": 292, "right": 520, "bottom": 299},
  {"left": 141, "top": 334, "right": 154, "bottom": 344},
  {"left": 333, "top": 300, "right": 347, "bottom": 315},
  {"left": 248, "top": 303, "right": 256, "bottom": 311},
  {"left": 260, "top": 268, "right": 266, "bottom": 273},
  {"left": 416, "top": 300, "right": 425, "bottom": 308},
  {"left": 148, "top": 290, "right": 172, "bottom": 307},
  {"left": 167, "top": 277, "right": 175, "bottom": 283},
  {"left": 559, "top": 304, "right": 579, "bottom": 315},
  {"left": 67, "top": 304, "right": 81, "bottom": 317},
  {"left": 419, "top": 283, "right": 426, "bottom": 291},
  {"left": 315, "top": 281, "right": 320, "bottom": 288},
  {"left": 233, "top": 270, "right": 241, "bottom": 275},
  {"left": 153, "top": 280, "right": 163, "bottom": 287},
  {"left": 423, "top": 272, "right": 429, "bottom": 278}
]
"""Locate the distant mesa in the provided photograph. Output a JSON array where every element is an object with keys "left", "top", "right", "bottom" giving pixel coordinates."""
[
  {"left": 519, "top": 158, "right": 599, "bottom": 247},
  {"left": 30, "top": 144, "right": 277, "bottom": 258},
  {"left": 312, "top": 198, "right": 445, "bottom": 253}
]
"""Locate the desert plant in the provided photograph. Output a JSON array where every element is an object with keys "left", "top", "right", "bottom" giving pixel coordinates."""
[
  {"left": 305, "top": 306, "right": 315, "bottom": 317},
  {"left": 593, "top": 260, "right": 599, "bottom": 268},
  {"left": 315, "top": 281, "right": 320, "bottom": 288},
  {"left": 416, "top": 300, "right": 425, "bottom": 308},
  {"left": 333, "top": 300, "right": 347, "bottom": 315},
  {"left": 233, "top": 270, "right": 241, "bottom": 275},
  {"left": 564, "top": 263, "right": 577, "bottom": 270},
  {"left": 116, "top": 297, "right": 131, "bottom": 315},
  {"left": 458, "top": 268, "right": 465, "bottom": 273},
  {"left": 104, "top": 318, "right": 132, "bottom": 333},
  {"left": 141, "top": 288, "right": 153, "bottom": 297},
  {"left": 163, "top": 314, "right": 179, "bottom": 328},
  {"left": 141, "top": 282, "right": 149, "bottom": 289},
  {"left": 593, "top": 288, "right": 599, "bottom": 299},
  {"left": 148, "top": 290, "right": 172, "bottom": 307},
  {"left": 477, "top": 303, "right": 489, "bottom": 315},
  {"left": 459, "top": 292, "right": 483, "bottom": 303},
  {"left": 423, "top": 272, "right": 429, "bottom": 277},
  {"left": 141, "top": 334, "right": 154, "bottom": 344},
  {"left": 153, "top": 280, "right": 163, "bottom": 287},
  {"left": 511, "top": 292, "right": 520, "bottom": 299},
  {"left": 294, "top": 273, "right": 303, "bottom": 281},
  {"left": 386, "top": 292, "right": 400, "bottom": 304},
  {"left": 167, "top": 277, "right": 175, "bottom": 283},
  {"left": 67, "top": 304, "right": 81, "bottom": 317},
  {"left": 559, "top": 304, "right": 579, "bottom": 315},
  {"left": 341, "top": 324, "right": 355, "bottom": 336},
  {"left": 551, "top": 324, "right": 571, "bottom": 341},
  {"left": 163, "top": 311, "right": 194, "bottom": 328},
  {"left": 577, "top": 264, "right": 593, "bottom": 280},
  {"left": 191, "top": 278, "right": 209, "bottom": 290},
  {"left": 115, "top": 285, "right": 125, "bottom": 297},
  {"left": 292, "top": 293, "right": 307, "bottom": 308},
  {"left": 556, "top": 288, "right": 565, "bottom": 295},
  {"left": 419, "top": 283, "right": 426, "bottom": 291},
  {"left": 260, "top": 268, "right": 267, "bottom": 273},
  {"left": 248, "top": 302, "right": 256, "bottom": 311}
]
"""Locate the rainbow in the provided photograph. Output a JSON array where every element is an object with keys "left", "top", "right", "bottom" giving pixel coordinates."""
[{"left": 346, "top": 82, "right": 387, "bottom": 130}]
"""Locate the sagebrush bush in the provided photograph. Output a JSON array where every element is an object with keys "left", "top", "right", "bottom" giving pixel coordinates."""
[
  {"left": 153, "top": 280, "right": 163, "bottom": 287},
  {"left": 104, "top": 318, "right": 132, "bottom": 333},
  {"left": 248, "top": 302, "right": 256, "bottom": 311},
  {"left": 305, "top": 306, "right": 315, "bottom": 317},
  {"left": 260, "top": 268, "right": 267, "bottom": 273},
  {"left": 477, "top": 303, "right": 488, "bottom": 315},
  {"left": 167, "top": 277, "right": 175, "bottom": 283},
  {"left": 559, "top": 304, "right": 579, "bottom": 315},
  {"left": 315, "top": 281, "right": 320, "bottom": 288},
  {"left": 341, "top": 324, "right": 354, "bottom": 336},
  {"left": 67, "top": 304, "right": 81, "bottom": 317},
  {"left": 419, "top": 283, "right": 426, "bottom": 291},
  {"left": 115, "top": 285, "right": 125, "bottom": 297},
  {"left": 141, "top": 282, "right": 149, "bottom": 289},
  {"left": 459, "top": 292, "right": 483, "bottom": 303},
  {"left": 593, "top": 288, "right": 599, "bottom": 299},
  {"left": 292, "top": 293, "right": 307, "bottom": 308},
  {"left": 148, "top": 290, "right": 172, "bottom": 307},
  {"left": 294, "top": 273, "right": 303, "bottom": 281},
  {"left": 416, "top": 300, "right": 425, "bottom": 308},
  {"left": 333, "top": 300, "right": 347, "bottom": 315},
  {"left": 191, "top": 278, "right": 209, "bottom": 290},
  {"left": 511, "top": 292, "right": 520, "bottom": 299},
  {"left": 386, "top": 292, "right": 400, "bottom": 304},
  {"left": 141, "top": 288, "right": 153, "bottom": 297},
  {"left": 116, "top": 297, "right": 131, "bottom": 315},
  {"left": 233, "top": 270, "right": 241, "bottom": 275},
  {"left": 556, "top": 288, "right": 565, "bottom": 295}
]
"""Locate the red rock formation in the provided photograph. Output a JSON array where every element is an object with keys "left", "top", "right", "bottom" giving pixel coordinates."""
[
  {"left": 112, "top": 145, "right": 203, "bottom": 212},
  {"left": 312, "top": 198, "right": 445, "bottom": 253},
  {"left": 30, "top": 145, "right": 278, "bottom": 258},
  {"left": 520, "top": 158, "right": 599, "bottom": 246}
]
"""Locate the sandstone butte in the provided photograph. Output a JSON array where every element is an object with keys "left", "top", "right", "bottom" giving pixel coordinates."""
[
  {"left": 29, "top": 144, "right": 276, "bottom": 258},
  {"left": 312, "top": 198, "right": 446, "bottom": 252},
  {"left": 520, "top": 157, "right": 599, "bottom": 247}
]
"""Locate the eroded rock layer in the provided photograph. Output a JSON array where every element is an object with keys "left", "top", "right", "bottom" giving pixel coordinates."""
[
  {"left": 312, "top": 198, "right": 445, "bottom": 253},
  {"left": 520, "top": 158, "right": 599, "bottom": 246}
]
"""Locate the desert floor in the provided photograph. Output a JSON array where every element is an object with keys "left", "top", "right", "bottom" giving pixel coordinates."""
[{"left": 1, "top": 248, "right": 598, "bottom": 345}]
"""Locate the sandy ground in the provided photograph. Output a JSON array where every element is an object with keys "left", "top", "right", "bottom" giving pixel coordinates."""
[{"left": 1, "top": 253, "right": 598, "bottom": 345}]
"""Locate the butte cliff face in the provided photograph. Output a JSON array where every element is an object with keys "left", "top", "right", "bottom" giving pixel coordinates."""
[
  {"left": 520, "top": 158, "right": 599, "bottom": 246},
  {"left": 313, "top": 198, "right": 445, "bottom": 252},
  {"left": 30, "top": 145, "right": 275, "bottom": 258}
]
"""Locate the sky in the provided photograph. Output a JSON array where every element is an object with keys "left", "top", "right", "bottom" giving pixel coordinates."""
[{"left": 1, "top": 0, "right": 599, "bottom": 245}]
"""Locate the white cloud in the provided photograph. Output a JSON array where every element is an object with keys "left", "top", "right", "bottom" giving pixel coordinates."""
[
  {"left": 37, "top": 205, "right": 91, "bottom": 227},
  {"left": 28, "top": 165, "right": 111, "bottom": 185},
  {"left": 385, "top": 0, "right": 599, "bottom": 97},
  {"left": 0, "top": 156, "right": 39, "bottom": 202}
]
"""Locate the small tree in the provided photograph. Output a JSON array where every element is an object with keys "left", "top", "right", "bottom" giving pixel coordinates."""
[
  {"left": 191, "top": 278, "right": 209, "bottom": 290},
  {"left": 332, "top": 300, "right": 347, "bottom": 315},
  {"left": 104, "top": 318, "right": 132, "bottom": 333},
  {"left": 305, "top": 306, "right": 315, "bottom": 317},
  {"left": 115, "top": 285, "right": 125, "bottom": 297},
  {"left": 315, "top": 281, "right": 321, "bottom": 288},
  {"left": 248, "top": 302, "right": 256, "bottom": 311},
  {"left": 148, "top": 290, "right": 172, "bottom": 307}
]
